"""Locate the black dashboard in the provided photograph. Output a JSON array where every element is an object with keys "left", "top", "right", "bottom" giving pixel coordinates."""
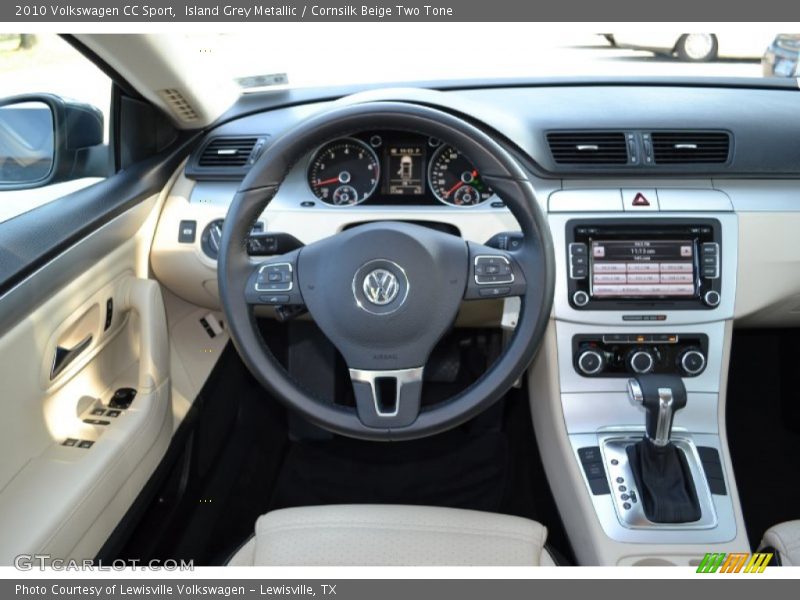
[{"left": 187, "top": 80, "right": 800, "bottom": 182}]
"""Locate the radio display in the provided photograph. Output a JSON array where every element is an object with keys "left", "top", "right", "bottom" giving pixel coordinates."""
[{"left": 590, "top": 239, "right": 697, "bottom": 298}]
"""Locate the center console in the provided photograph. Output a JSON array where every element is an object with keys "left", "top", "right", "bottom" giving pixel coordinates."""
[{"left": 530, "top": 189, "right": 746, "bottom": 565}]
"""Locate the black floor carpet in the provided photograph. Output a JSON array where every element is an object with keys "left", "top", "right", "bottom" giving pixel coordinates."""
[
  {"left": 115, "top": 337, "right": 573, "bottom": 565},
  {"left": 726, "top": 328, "right": 800, "bottom": 548},
  {"left": 270, "top": 431, "right": 509, "bottom": 511}
]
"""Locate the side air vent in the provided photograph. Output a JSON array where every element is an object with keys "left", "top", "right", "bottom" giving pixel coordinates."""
[
  {"left": 186, "top": 135, "right": 270, "bottom": 180},
  {"left": 157, "top": 88, "right": 200, "bottom": 123},
  {"left": 651, "top": 131, "right": 731, "bottom": 164},
  {"left": 547, "top": 132, "right": 628, "bottom": 165},
  {"left": 198, "top": 137, "right": 260, "bottom": 168}
]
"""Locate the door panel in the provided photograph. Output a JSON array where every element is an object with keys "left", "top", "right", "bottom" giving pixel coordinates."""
[{"left": 0, "top": 193, "right": 172, "bottom": 563}]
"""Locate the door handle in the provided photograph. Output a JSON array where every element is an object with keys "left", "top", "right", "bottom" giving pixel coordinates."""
[{"left": 50, "top": 333, "right": 93, "bottom": 380}]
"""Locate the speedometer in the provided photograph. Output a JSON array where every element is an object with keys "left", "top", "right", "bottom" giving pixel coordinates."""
[
  {"left": 308, "top": 138, "right": 380, "bottom": 206},
  {"left": 428, "top": 145, "right": 493, "bottom": 207}
]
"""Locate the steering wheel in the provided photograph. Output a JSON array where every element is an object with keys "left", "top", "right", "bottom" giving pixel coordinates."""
[{"left": 218, "top": 101, "right": 554, "bottom": 441}]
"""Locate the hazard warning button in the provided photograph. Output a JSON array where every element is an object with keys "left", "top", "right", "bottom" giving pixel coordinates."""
[{"left": 622, "top": 189, "right": 659, "bottom": 211}]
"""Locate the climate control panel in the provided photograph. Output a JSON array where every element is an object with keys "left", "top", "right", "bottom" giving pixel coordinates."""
[{"left": 572, "top": 333, "right": 708, "bottom": 378}]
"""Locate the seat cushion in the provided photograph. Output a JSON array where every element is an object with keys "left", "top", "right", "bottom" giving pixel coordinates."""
[
  {"left": 227, "top": 504, "right": 554, "bottom": 566},
  {"left": 761, "top": 520, "right": 800, "bottom": 566}
]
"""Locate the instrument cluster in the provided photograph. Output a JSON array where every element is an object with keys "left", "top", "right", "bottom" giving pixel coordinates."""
[{"left": 307, "top": 131, "right": 495, "bottom": 207}]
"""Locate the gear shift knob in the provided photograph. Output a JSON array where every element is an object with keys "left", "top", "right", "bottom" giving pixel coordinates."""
[{"left": 627, "top": 375, "right": 688, "bottom": 446}]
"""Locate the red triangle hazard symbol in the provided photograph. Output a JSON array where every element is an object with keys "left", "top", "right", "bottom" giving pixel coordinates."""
[{"left": 632, "top": 192, "right": 650, "bottom": 206}]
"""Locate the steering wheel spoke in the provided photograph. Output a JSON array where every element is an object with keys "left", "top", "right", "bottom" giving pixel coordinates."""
[
  {"left": 463, "top": 241, "right": 527, "bottom": 301},
  {"left": 244, "top": 250, "right": 305, "bottom": 307},
  {"left": 349, "top": 366, "right": 424, "bottom": 428}
]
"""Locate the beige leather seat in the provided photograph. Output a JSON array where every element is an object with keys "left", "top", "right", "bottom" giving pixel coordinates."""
[
  {"left": 760, "top": 520, "right": 800, "bottom": 566},
  {"left": 228, "top": 504, "right": 556, "bottom": 566}
]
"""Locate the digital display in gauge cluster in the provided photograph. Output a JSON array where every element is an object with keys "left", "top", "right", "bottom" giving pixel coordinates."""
[
  {"left": 306, "top": 132, "right": 493, "bottom": 207},
  {"left": 384, "top": 143, "right": 426, "bottom": 195}
]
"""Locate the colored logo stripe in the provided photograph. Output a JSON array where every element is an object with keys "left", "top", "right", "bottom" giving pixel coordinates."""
[{"left": 696, "top": 552, "right": 773, "bottom": 573}]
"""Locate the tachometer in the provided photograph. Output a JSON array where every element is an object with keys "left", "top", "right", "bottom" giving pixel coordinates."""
[
  {"left": 428, "top": 145, "right": 493, "bottom": 206},
  {"left": 308, "top": 138, "right": 380, "bottom": 206}
]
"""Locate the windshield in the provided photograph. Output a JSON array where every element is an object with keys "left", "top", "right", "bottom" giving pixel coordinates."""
[{"left": 181, "top": 27, "right": 793, "bottom": 91}]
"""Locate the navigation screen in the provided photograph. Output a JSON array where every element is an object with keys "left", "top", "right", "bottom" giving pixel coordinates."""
[
  {"left": 590, "top": 239, "right": 696, "bottom": 298},
  {"left": 385, "top": 144, "right": 425, "bottom": 195}
]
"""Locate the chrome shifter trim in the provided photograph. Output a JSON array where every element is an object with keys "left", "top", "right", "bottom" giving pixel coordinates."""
[
  {"left": 653, "top": 387, "right": 674, "bottom": 447},
  {"left": 600, "top": 434, "right": 718, "bottom": 532}
]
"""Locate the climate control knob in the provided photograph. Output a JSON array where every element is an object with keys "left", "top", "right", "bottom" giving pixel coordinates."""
[
  {"left": 627, "top": 349, "right": 655, "bottom": 374},
  {"left": 679, "top": 349, "right": 706, "bottom": 376},
  {"left": 576, "top": 349, "right": 606, "bottom": 376}
]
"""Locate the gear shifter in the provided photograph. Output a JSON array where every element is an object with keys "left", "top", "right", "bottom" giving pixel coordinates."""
[
  {"left": 627, "top": 376, "right": 683, "bottom": 446},
  {"left": 626, "top": 374, "right": 701, "bottom": 523}
]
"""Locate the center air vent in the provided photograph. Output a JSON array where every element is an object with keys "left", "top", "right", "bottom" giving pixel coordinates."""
[
  {"left": 198, "top": 137, "right": 262, "bottom": 168},
  {"left": 547, "top": 132, "right": 628, "bottom": 165},
  {"left": 651, "top": 131, "right": 730, "bottom": 164}
]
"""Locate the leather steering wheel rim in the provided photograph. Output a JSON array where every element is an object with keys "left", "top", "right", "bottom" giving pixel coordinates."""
[{"left": 218, "top": 100, "right": 555, "bottom": 441}]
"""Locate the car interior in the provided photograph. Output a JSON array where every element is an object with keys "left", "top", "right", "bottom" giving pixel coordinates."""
[{"left": 2, "top": 32, "right": 800, "bottom": 567}]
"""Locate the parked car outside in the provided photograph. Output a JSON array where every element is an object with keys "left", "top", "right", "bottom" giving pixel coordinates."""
[
  {"left": 604, "top": 33, "right": 771, "bottom": 62},
  {"left": 762, "top": 34, "right": 800, "bottom": 76}
]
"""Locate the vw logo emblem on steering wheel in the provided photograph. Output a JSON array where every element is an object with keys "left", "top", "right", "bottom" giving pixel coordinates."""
[
  {"left": 352, "top": 259, "right": 409, "bottom": 315},
  {"left": 362, "top": 269, "right": 399, "bottom": 305}
]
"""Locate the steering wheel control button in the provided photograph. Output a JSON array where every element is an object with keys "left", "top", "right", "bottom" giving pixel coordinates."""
[
  {"left": 572, "top": 290, "right": 590, "bottom": 307},
  {"left": 478, "top": 286, "right": 511, "bottom": 298},
  {"left": 474, "top": 255, "right": 514, "bottom": 285},
  {"left": 352, "top": 259, "right": 409, "bottom": 316},
  {"left": 259, "top": 294, "right": 290, "bottom": 305},
  {"left": 256, "top": 263, "right": 293, "bottom": 292}
]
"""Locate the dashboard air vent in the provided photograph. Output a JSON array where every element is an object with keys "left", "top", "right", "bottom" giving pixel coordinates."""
[
  {"left": 198, "top": 137, "right": 260, "bottom": 168},
  {"left": 651, "top": 131, "right": 730, "bottom": 164},
  {"left": 547, "top": 132, "right": 628, "bottom": 165}
]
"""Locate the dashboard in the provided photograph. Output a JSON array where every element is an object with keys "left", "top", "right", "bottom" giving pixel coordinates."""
[{"left": 154, "top": 83, "right": 800, "bottom": 330}]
